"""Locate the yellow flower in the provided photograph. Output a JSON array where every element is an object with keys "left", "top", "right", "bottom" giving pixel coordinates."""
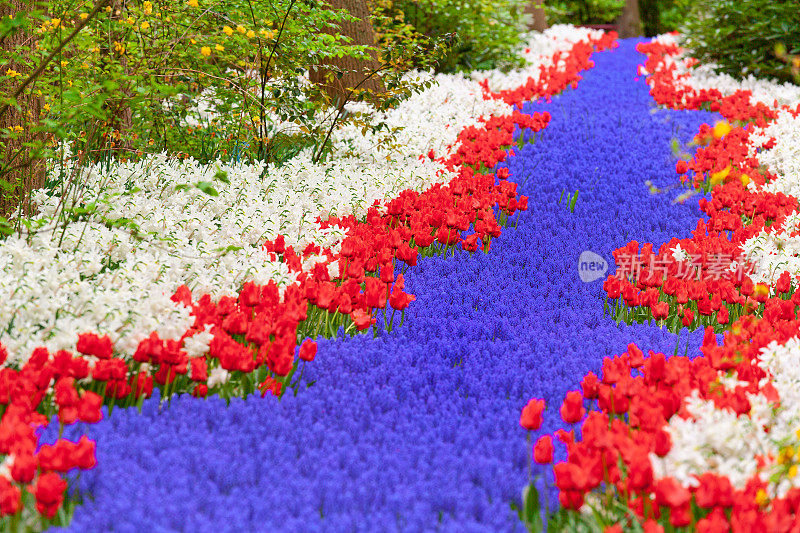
[
  {"left": 236, "top": 25, "right": 246, "bottom": 34},
  {"left": 43, "top": 103, "right": 51, "bottom": 112},
  {"left": 79, "top": 13, "right": 89, "bottom": 20},
  {"left": 140, "top": 20, "right": 150, "bottom": 30},
  {"left": 200, "top": 46, "right": 211, "bottom": 56},
  {"left": 60, "top": 60, "right": 68, "bottom": 67},
  {"left": 215, "top": 43, "right": 224, "bottom": 51},
  {"left": 190, "top": 38, "right": 197, "bottom": 44},
  {"left": 5, "top": 68, "right": 20, "bottom": 77},
  {"left": 754, "top": 283, "right": 770, "bottom": 299},
  {"left": 246, "top": 29, "right": 255, "bottom": 38},
  {"left": 105, "top": 6, "right": 112, "bottom": 12},
  {"left": 713, "top": 120, "right": 732, "bottom": 139},
  {"left": 755, "top": 489, "right": 768, "bottom": 506},
  {"left": 51, "top": 18, "right": 61, "bottom": 28},
  {"left": 223, "top": 25, "right": 233, "bottom": 36},
  {"left": 143, "top": 1, "right": 153, "bottom": 14},
  {"left": 790, "top": 465, "right": 798, "bottom": 478},
  {"left": 187, "top": 0, "right": 199, "bottom": 6},
  {"left": 740, "top": 174, "right": 751, "bottom": 187},
  {"left": 260, "top": 29, "right": 275, "bottom": 39},
  {"left": 709, "top": 165, "right": 731, "bottom": 187},
  {"left": 81, "top": 62, "right": 90, "bottom": 69},
  {"left": 126, "top": 17, "right": 135, "bottom": 25}
]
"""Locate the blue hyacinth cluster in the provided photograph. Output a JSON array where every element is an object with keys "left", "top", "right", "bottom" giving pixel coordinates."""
[{"left": 45, "top": 38, "right": 721, "bottom": 532}]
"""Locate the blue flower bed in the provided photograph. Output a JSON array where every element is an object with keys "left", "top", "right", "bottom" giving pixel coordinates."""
[{"left": 46, "top": 38, "right": 721, "bottom": 531}]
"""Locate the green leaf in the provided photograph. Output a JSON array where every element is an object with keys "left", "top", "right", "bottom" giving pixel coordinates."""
[
  {"left": 215, "top": 245, "right": 243, "bottom": 253},
  {"left": 521, "top": 483, "right": 543, "bottom": 532},
  {"left": 569, "top": 190, "right": 579, "bottom": 213},
  {"left": 213, "top": 169, "right": 230, "bottom": 184},
  {"left": 102, "top": 80, "right": 120, "bottom": 92},
  {"left": 195, "top": 181, "right": 219, "bottom": 196}
]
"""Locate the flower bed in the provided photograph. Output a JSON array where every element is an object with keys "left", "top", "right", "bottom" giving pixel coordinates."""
[
  {"left": 518, "top": 35, "right": 800, "bottom": 531},
  {"left": 0, "top": 26, "right": 618, "bottom": 528},
  {"left": 42, "top": 35, "right": 725, "bottom": 530},
  {"left": 8, "top": 24, "right": 800, "bottom": 531}
]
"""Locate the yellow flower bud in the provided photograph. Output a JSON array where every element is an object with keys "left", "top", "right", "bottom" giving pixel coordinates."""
[
  {"left": 754, "top": 283, "right": 770, "bottom": 299},
  {"left": 709, "top": 165, "right": 731, "bottom": 187},
  {"left": 713, "top": 120, "right": 732, "bottom": 139}
]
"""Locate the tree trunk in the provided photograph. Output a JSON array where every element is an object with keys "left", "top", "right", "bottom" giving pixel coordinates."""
[
  {"left": 618, "top": 0, "right": 643, "bottom": 38},
  {"left": 309, "top": 0, "right": 385, "bottom": 110},
  {"left": 524, "top": 0, "right": 548, "bottom": 32},
  {"left": 0, "top": 0, "right": 45, "bottom": 217}
]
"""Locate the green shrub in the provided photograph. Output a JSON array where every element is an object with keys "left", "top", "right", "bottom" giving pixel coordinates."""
[
  {"left": 371, "top": 0, "right": 528, "bottom": 73},
  {"left": 0, "top": 0, "right": 444, "bottom": 214},
  {"left": 544, "top": 0, "right": 624, "bottom": 26},
  {"left": 653, "top": 0, "right": 693, "bottom": 33},
  {"left": 680, "top": 0, "right": 800, "bottom": 84}
]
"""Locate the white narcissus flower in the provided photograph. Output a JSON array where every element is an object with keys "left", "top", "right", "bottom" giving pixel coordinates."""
[
  {"left": 183, "top": 325, "right": 215, "bottom": 358},
  {"left": 670, "top": 243, "right": 690, "bottom": 262},
  {"left": 207, "top": 367, "right": 231, "bottom": 388}
]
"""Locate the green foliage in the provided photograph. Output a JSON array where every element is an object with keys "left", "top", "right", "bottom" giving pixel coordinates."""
[
  {"left": 652, "top": 0, "right": 693, "bottom": 33},
  {"left": 0, "top": 0, "right": 447, "bottom": 219},
  {"left": 544, "top": 0, "right": 623, "bottom": 26},
  {"left": 680, "top": 0, "right": 800, "bottom": 84},
  {"left": 370, "top": 0, "right": 528, "bottom": 73}
]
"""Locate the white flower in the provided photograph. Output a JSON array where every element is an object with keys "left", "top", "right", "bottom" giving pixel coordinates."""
[
  {"left": 207, "top": 367, "right": 230, "bottom": 388},
  {"left": 671, "top": 243, "right": 690, "bottom": 262}
]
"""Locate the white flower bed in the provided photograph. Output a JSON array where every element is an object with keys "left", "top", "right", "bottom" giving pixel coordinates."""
[
  {"left": 651, "top": 391, "right": 768, "bottom": 490},
  {"left": 741, "top": 112, "right": 800, "bottom": 285},
  {"left": 1, "top": 26, "right": 603, "bottom": 366}
]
